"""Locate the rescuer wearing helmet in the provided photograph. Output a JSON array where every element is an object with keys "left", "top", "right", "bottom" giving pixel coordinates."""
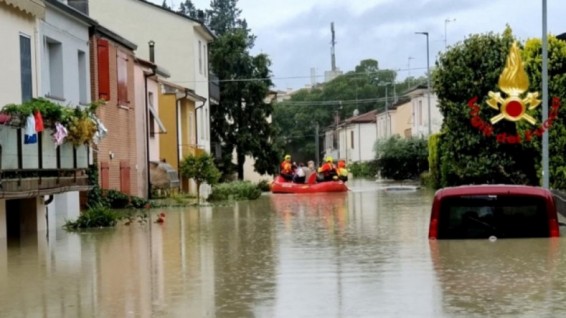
[
  {"left": 280, "top": 154, "right": 294, "bottom": 181},
  {"left": 317, "top": 156, "right": 338, "bottom": 182},
  {"left": 336, "top": 159, "right": 348, "bottom": 182}
]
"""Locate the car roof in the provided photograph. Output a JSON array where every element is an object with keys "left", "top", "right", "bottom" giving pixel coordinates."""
[{"left": 434, "top": 184, "right": 552, "bottom": 200}]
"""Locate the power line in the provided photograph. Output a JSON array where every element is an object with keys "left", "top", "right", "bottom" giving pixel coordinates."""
[{"left": 170, "top": 67, "right": 429, "bottom": 84}]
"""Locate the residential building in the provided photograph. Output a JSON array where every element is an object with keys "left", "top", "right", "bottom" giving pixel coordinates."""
[
  {"left": 0, "top": 0, "right": 45, "bottom": 240},
  {"left": 89, "top": 24, "right": 145, "bottom": 197},
  {"left": 408, "top": 85, "right": 442, "bottom": 137},
  {"left": 389, "top": 97, "right": 413, "bottom": 138},
  {"left": 159, "top": 80, "right": 206, "bottom": 193},
  {"left": 324, "top": 109, "right": 378, "bottom": 163},
  {"left": 89, "top": 0, "right": 215, "bottom": 155},
  {"left": 40, "top": 0, "right": 93, "bottom": 228}
]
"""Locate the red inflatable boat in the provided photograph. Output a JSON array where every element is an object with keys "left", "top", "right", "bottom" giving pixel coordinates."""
[{"left": 271, "top": 175, "right": 348, "bottom": 194}]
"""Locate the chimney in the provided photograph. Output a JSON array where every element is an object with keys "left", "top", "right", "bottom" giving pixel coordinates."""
[
  {"left": 67, "top": 0, "right": 89, "bottom": 15},
  {"left": 148, "top": 40, "right": 155, "bottom": 63}
]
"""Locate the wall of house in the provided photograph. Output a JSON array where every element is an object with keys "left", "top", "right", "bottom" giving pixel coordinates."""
[
  {"left": 376, "top": 112, "right": 390, "bottom": 140},
  {"left": 0, "top": 2, "right": 37, "bottom": 107},
  {"left": 412, "top": 92, "right": 441, "bottom": 137},
  {"left": 158, "top": 92, "right": 178, "bottom": 169},
  {"left": 91, "top": 35, "right": 139, "bottom": 196},
  {"left": 40, "top": 6, "right": 91, "bottom": 106},
  {"left": 391, "top": 102, "right": 412, "bottom": 138},
  {"left": 342, "top": 123, "right": 377, "bottom": 162},
  {"left": 133, "top": 63, "right": 160, "bottom": 198},
  {"left": 41, "top": 5, "right": 91, "bottom": 222},
  {"left": 89, "top": 0, "right": 212, "bottom": 153}
]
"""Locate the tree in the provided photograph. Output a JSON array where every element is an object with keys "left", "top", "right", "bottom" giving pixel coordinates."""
[
  {"left": 161, "top": 0, "right": 171, "bottom": 10},
  {"left": 207, "top": 0, "right": 278, "bottom": 180},
  {"left": 271, "top": 59, "right": 400, "bottom": 162},
  {"left": 179, "top": 153, "right": 221, "bottom": 200},
  {"left": 177, "top": 0, "right": 197, "bottom": 18}
]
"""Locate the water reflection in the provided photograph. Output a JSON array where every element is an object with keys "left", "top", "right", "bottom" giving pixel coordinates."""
[{"left": 2, "top": 180, "right": 566, "bottom": 317}]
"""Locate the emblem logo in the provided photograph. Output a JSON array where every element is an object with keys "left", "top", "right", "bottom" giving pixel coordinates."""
[{"left": 467, "top": 42, "right": 560, "bottom": 144}]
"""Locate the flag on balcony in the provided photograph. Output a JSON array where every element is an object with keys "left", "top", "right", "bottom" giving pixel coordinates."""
[
  {"left": 24, "top": 114, "right": 37, "bottom": 144},
  {"left": 34, "top": 110, "right": 44, "bottom": 132}
]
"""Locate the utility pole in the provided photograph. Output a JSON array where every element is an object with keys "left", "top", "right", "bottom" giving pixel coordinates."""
[
  {"left": 416, "top": 31, "right": 432, "bottom": 135},
  {"left": 444, "top": 18, "right": 455, "bottom": 49},
  {"left": 315, "top": 122, "right": 320, "bottom": 167},
  {"left": 542, "top": 0, "right": 549, "bottom": 188}
]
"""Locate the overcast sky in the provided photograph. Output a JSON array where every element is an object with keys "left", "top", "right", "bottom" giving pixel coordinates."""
[{"left": 151, "top": 0, "right": 566, "bottom": 91}]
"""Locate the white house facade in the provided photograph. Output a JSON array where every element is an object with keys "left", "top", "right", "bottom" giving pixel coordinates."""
[
  {"left": 409, "top": 87, "right": 442, "bottom": 137},
  {"left": 325, "top": 110, "right": 378, "bottom": 163},
  {"left": 89, "top": 0, "right": 215, "bottom": 153},
  {"left": 40, "top": 0, "right": 93, "bottom": 229}
]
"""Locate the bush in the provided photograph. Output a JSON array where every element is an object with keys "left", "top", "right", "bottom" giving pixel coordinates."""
[
  {"left": 375, "top": 136, "right": 429, "bottom": 180},
  {"left": 64, "top": 205, "right": 118, "bottom": 230},
  {"left": 208, "top": 181, "right": 262, "bottom": 201},
  {"left": 427, "top": 133, "right": 442, "bottom": 189},
  {"left": 130, "top": 196, "right": 150, "bottom": 209},
  {"left": 349, "top": 160, "right": 378, "bottom": 178},
  {"left": 104, "top": 189, "right": 130, "bottom": 209},
  {"left": 257, "top": 179, "right": 271, "bottom": 192}
]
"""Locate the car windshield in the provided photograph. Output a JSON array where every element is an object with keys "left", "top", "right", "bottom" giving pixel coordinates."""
[{"left": 438, "top": 195, "right": 549, "bottom": 239}]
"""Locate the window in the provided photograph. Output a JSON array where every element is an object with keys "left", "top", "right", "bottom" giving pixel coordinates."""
[
  {"left": 198, "top": 40, "right": 202, "bottom": 74},
  {"left": 20, "top": 35, "right": 32, "bottom": 103},
  {"left": 117, "top": 51, "right": 128, "bottom": 105},
  {"left": 438, "top": 196, "right": 549, "bottom": 239},
  {"left": 46, "top": 37, "right": 64, "bottom": 99},
  {"left": 97, "top": 39, "right": 110, "bottom": 100},
  {"left": 204, "top": 44, "right": 207, "bottom": 76},
  {"left": 78, "top": 50, "right": 87, "bottom": 104},
  {"left": 350, "top": 131, "right": 354, "bottom": 149}
]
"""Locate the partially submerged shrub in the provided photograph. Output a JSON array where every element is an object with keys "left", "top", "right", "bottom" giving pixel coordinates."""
[
  {"left": 104, "top": 189, "right": 130, "bottom": 209},
  {"left": 208, "top": 181, "right": 262, "bottom": 201},
  {"left": 257, "top": 179, "right": 271, "bottom": 192},
  {"left": 64, "top": 205, "right": 118, "bottom": 230}
]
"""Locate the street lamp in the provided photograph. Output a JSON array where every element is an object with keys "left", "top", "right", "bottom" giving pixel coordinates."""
[
  {"left": 415, "top": 31, "right": 432, "bottom": 136},
  {"left": 444, "top": 18, "right": 455, "bottom": 49}
]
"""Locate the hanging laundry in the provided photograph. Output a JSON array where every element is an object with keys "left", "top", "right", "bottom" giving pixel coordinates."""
[
  {"left": 24, "top": 114, "right": 37, "bottom": 144},
  {"left": 34, "top": 110, "right": 44, "bottom": 132},
  {"left": 52, "top": 122, "right": 68, "bottom": 147},
  {"left": 92, "top": 115, "right": 108, "bottom": 145}
]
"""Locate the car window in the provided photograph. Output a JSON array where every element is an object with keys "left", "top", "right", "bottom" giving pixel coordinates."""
[{"left": 438, "top": 195, "right": 549, "bottom": 239}]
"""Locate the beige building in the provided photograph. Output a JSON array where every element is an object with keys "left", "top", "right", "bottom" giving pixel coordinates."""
[{"left": 89, "top": 0, "right": 215, "bottom": 154}]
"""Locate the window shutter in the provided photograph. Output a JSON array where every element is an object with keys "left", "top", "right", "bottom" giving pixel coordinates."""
[{"left": 97, "top": 39, "right": 110, "bottom": 100}]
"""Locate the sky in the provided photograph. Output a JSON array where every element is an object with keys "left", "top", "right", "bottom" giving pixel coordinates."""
[{"left": 151, "top": 0, "right": 566, "bottom": 91}]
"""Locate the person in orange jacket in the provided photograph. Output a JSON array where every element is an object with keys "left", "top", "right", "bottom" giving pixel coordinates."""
[
  {"left": 336, "top": 159, "right": 348, "bottom": 182},
  {"left": 280, "top": 154, "right": 294, "bottom": 181},
  {"left": 317, "top": 156, "right": 338, "bottom": 182}
]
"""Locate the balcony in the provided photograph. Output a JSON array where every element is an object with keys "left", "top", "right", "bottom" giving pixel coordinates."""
[{"left": 0, "top": 126, "right": 90, "bottom": 200}]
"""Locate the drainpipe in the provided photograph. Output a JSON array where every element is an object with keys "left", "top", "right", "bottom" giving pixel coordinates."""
[
  {"left": 44, "top": 195, "right": 54, "bottom": 237},
  {"left": 144, "top": 40, "right": 157, "bottom": 199},
  {"left": 194, "top": 99, "right": 207, "bottom": 152}
]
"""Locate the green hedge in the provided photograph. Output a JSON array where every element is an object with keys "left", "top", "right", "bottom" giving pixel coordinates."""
[
  {"left": 208, "top": 181, "right": 262, "bottom": 201},
  {"left": 375, "top": 136, "right": 429, "bottom": 180},
  {"left": 349, "top": 160, "right": 378, "bottom": 178},
  {"left": 64, "top": 205, "right": 118, "bottom": 230}
]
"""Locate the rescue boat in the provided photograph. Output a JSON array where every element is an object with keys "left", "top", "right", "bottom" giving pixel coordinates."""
[{"left": 271, "top": 174, "right": 348, "bottom": 194}]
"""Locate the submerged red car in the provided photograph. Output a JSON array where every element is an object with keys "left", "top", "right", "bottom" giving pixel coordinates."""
[{"left": 429, "top": 185, "right": 560, "bottom": 239}]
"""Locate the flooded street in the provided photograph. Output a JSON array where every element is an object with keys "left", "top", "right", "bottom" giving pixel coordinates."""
[{"left": 2, "top": 179, "right": 566, "bottom": 317}]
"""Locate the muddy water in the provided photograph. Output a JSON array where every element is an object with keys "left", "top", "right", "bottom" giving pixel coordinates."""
[{"left": 2, "top": 179, "right": 566, "bottom": 317}]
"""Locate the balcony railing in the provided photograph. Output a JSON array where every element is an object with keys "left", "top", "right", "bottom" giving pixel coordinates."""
[{"left": 0, "top": 126, "right": 90, "bottom": 199}]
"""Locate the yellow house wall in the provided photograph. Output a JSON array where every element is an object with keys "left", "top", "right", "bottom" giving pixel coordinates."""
[
  {"left": 391, "top": 101, "right": 413, "bottom": 138},
  {"left": 158, "top": 93, "right": 178, "bottom": 169}
]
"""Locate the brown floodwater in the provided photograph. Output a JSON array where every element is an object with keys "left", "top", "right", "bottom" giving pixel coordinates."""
[{"left": 2, "top": 179, "right": 566, "bottom": 317}]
